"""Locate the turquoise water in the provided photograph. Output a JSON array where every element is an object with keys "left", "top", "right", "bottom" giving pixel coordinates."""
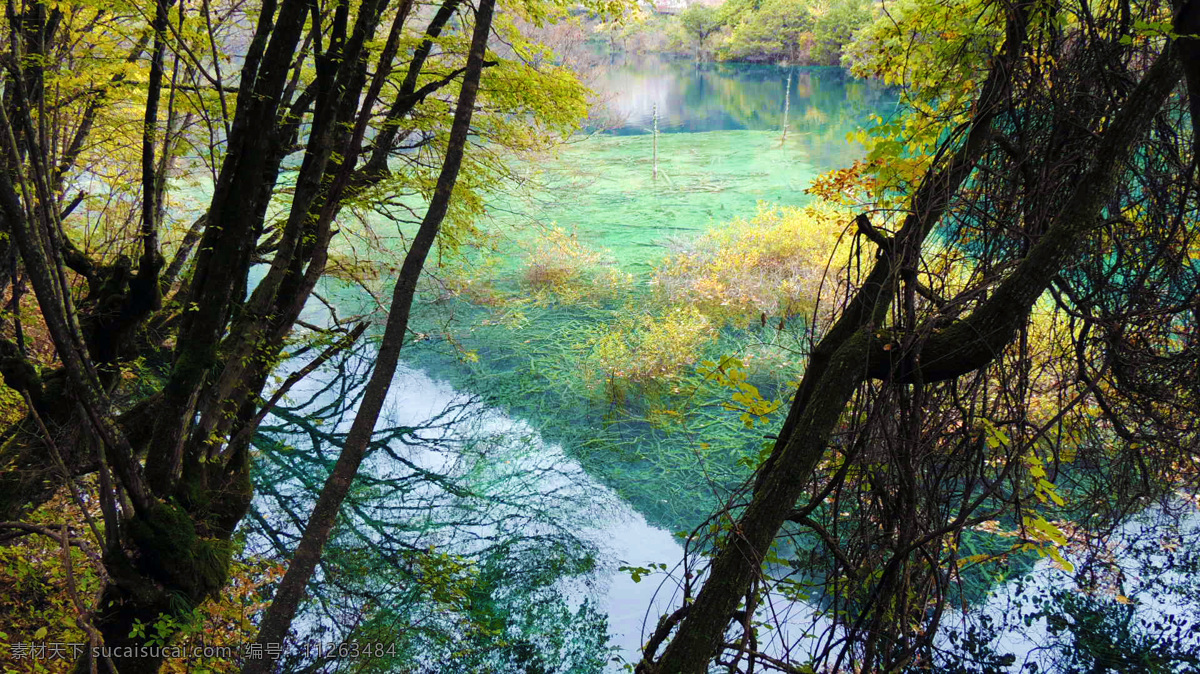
[
  {"left": 290, "top": 58, "right": 1200, "bottom": 672},
  {"left": 382, "top": 62, "right": 898, "bottom": 531},
  {"left": 480, "top": 60, "right": 896, "bottom": 271},
  {"left": 292, "top": 61, "right": 897, "bottom": 669}
]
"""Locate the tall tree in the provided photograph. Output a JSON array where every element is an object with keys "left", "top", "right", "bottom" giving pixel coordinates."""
[
  {"left": 637, "top": 0, "right": 1200, "bottom": 670},
  {"left": 242, "top": 0, "right": 498, "bottom": 667},
  {"left": 678, "top": 4, "right": 723, "bottom": 60},
  {"left": 0, "top": 0, "right": 602, "bottom": 671},
  {"left": 723, "top": 0, "right": 814, "bottom": 63}
]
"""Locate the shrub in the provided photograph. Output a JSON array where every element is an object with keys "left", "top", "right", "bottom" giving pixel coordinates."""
[
  {"left": 653, "top": 202, "right": 854, "bottom": 327},
  {"left": 579, "top": 306, "right": 717, "bottom": 404},
  {"left": 522, "top": 226, "right": 632, "bottom": 305}
]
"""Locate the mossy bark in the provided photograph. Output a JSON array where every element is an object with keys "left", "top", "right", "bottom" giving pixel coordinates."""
[{"left": 74, "top": 478, "right": 250, "bottom": 674}]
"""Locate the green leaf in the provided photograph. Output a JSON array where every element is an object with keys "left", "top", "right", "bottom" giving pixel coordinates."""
[{"left": 1045, "top": 545, "right": 1075, "bottom": 572}]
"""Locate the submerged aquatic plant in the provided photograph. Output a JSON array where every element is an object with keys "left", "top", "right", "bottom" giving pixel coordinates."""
[
  {"left": 522, "top": 226, "right": 634, "bottom": 306},
  {"left": 653, "top": 201, "right": 855, "bottom": 327}
]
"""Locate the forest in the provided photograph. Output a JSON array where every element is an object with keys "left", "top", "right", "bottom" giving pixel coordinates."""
[
  {"left": 674, "top": 0, "right": 874, "bottom": 63},
  {"left": 0, "top": 0, "right": 1197, "bottom": 671},
  {"left": 592, "top": 0, "right": 875, "bottom": 64}
]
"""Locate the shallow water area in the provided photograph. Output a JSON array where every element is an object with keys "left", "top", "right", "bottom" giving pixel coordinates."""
[
  {"left": 258, "top": 59, "right": 900, "bottom": 670},
  {"left": 482, "top": 58, "right": 897, "bottom": 270}
]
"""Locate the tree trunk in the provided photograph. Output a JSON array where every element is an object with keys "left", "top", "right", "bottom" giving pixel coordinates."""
[
  {"left": 241, "top": 1, "right": 497, "bottom": 670},
  {"left": 640, "top": 13, "right": 1185, "bottom": 671}
]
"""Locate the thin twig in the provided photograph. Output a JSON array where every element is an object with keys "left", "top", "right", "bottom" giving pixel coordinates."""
[
  {"left": 223, "top": 323, "right": 368, "bottom": 459},
  {"left": 0, "top": 521, "right": 87, "bottom": 547},
  {"left": 22, "top": 392, "right": 105, "bottom": 549},
  {"left": 59, "top": 523, "right": 114, "bottom": 674}
]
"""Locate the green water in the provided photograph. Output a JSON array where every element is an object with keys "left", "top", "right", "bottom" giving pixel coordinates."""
[
  {"left": 589, "top": 58, "right": 890, "bottom": 138},
  {"left": 288, "top": 60, "right": 1199, "bottom": 669},
  {"left": 307, "top": 61, "right": 1057, "bottom": 667},
  {"left": 490, "top": 130, "right": 832, "bottom": 270},
  {"left": 482, "top": 61, "right": 895, "bottom": 271},
  {"left": 371, "top": 61, "right": 899, "bottom": 533}
]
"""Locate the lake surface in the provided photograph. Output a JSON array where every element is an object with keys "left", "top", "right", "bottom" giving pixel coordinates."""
[
  {"left": 588, "top": 57, "right": 889, "bottom": 136},
  {"left": 261, "top": 55, "right": 1200, "bottom": 673},
  {"left": 481, "top": 57, "right": 897, "bottom": 269},
  {"left": 399, "top": 59, "right": 896, "bottom": 667},
  {"left": 267, "top": 60, "right": 901, "bottom": 669},
  {"left": 422, "top": 60, "right": 895, "bottom": 664}
]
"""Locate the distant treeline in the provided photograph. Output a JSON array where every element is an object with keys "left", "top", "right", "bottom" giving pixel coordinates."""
[{"left": 592, "top": 0, "right": 877, "bottom": 65}]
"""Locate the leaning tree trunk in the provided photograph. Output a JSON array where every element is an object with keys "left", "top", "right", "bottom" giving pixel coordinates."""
[
  {"left": 639, "top": 3, "right": 1189, "bottom": 670},
  {"left": 241, "top": 0, "right": 497, "bottom": 668}
]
